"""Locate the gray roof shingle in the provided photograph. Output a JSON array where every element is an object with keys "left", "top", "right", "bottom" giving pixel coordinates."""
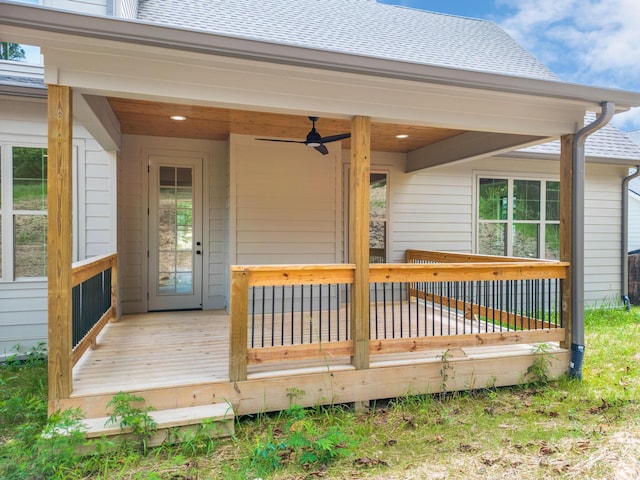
[
  {"left": 517, "top": 113, "right": 640, "bottom": 161},
  {"left": 136, "top": 0, "right": 558, "bottom": 81}
]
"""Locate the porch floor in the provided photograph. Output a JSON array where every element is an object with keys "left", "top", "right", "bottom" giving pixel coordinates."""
[{"left": 72, "top": 307, "right": 560, "bottom": 398}]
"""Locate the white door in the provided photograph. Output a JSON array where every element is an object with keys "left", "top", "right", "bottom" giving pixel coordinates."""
[{"left": 148, "top": 155, "right": 203, "bottom": 310}]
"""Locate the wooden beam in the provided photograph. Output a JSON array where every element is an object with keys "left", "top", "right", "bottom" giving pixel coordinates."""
[
  {"left": 47, "top": 84, "right": 74, "bottom": 408},
  {"left": 369, "top": 262, "right": 568, "bottom": 283},
  {"left": 370, "top": 329, "right": 565, "bottom": 355},
  {"left": 229, "top": 270, "right": 249, "bottom": 381},
  {"left": 230, "top": 264, "right": 355, "bottom": 287},
  {"left": 406, "top": 132, "right": 547, "bottom": 172},
  {"left": 71, "top": 253, "right": 117, "bottom": 286},
  {"left": 406, "top": 249, "right": 551, "bottom": 264},
  {"left": 560, "top": 134, "right": 574, "bottom": 348},
  {"left": 248, "top": 341, "right": 353, "bottom": 364},
  {"left": 350, "top": 116, "right": 371, "bottom": 370}
]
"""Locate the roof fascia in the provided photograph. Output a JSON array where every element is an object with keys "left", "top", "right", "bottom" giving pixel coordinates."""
[{"left": 1, "top": 2, "right": 640, "bottom": 109}]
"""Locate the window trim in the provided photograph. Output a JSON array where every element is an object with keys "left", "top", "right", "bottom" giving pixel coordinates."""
[
  {"left": 0, "top": 135, "right": 78, "bottom": 282},
  {"left": 473, "top": 171, "right": 560, "bottom": 259}
]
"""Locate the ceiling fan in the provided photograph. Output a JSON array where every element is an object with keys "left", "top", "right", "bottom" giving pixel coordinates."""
[{"left": 256, "top": 116, "right": 350, "bottom": 155}]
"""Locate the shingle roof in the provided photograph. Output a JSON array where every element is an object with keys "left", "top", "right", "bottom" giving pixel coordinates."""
[
  {"left": 0, "top": 74, "right": 46, "bottom": 89},
  {"left": 517, "top": 113, "right": 640, "bottom": 161},
  {"left": 0, "top": 75, "right": 47, "bottom": 90},
  {"left": 136, "top": 0, "right": 558, "bottom": 81}
]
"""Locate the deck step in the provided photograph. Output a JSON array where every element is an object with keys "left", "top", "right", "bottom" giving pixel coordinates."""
[{"left": 81, "top": 403, "right": 234, "bottom": 447}]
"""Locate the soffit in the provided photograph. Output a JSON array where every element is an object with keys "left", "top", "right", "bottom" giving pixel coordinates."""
[{"left": 107, "top": 97, "right": 466, "bottom": 154}]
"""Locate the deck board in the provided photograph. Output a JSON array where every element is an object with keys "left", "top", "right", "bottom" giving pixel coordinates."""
[{"left": 72, "top": 305, "right": 555, "bottom": 398}]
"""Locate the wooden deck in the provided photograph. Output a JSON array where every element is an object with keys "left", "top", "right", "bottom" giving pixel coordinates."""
[
  {"left": 73, "top": 310, "right": 231, "bottom": 396},
  {"left": 71, "top": 308, "right": 568, "bottom": 408}
]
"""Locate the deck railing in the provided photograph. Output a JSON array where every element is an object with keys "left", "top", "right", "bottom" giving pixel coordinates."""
[
  {"left": 229, "top": 265, "right": 355, "bottom": 380},
  {"left": 229, "top": 251, "right": 568, "bottom": 380},
  {"left": 71, "top": 253, "right": 118, "bottom": 365}
]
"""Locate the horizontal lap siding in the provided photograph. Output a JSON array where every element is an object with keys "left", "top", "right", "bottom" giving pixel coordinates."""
[
  {"left": 46, "top": 0, "right": 107, "bottom": 15},
  {"left": 0, "top": 283, "right": 47, "bottom": 357},
  {"left": 118, "top": 136, "right": 227, "bottom": 313},
  {"left": 234, "top": 141, "right": 339, "bottom": 266},
  {"left": 0, "top": 97, "right": 114, "bottom": 355},
  {"left": 388, "top": 157, "right": 473, "bottom": 262},
  {"left": 381, "top": 153, "right": 623, "bottom": 306},
  {"left": 207, "top": 142, "right": 228, "bottom": 309},
  {"left": 84, "top": 138, "right": 117, "bottom": 257},
  {"left": 584, "top": 164, "right": 626, "bottom": 305}
]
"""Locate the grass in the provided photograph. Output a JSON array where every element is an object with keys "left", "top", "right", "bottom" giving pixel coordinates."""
[{"left": 1, "top": 307, "right": 639, "bottom": 479}]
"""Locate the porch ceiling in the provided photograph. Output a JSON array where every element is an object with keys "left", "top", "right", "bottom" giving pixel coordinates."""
[{"left": 107, "top": 97, "right": 466, "bottom": 154}]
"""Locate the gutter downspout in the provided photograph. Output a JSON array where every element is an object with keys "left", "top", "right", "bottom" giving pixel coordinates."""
[
  {"left": 621, "top": 166, "right": 640, "bottom": 311},
  {"left": 570, "top": 101, "right": 616, "bottom": 379}
]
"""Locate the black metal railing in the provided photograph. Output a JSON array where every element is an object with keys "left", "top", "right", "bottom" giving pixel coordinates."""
[
  {"left": 369, "top": 277, "right": 561, "bottom": 341},
  {"left": 72, "top": 268, "right": 112, "bottom": 348},
  {"left": 249, "top": 283, "right": 351, "bottom": 348}
]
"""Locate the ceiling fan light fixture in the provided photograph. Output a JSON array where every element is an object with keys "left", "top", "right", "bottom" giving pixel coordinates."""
[
  {"left": 306, "top": 142, "right": 321, "bottom": 147},
  {"left": 396, "top": 134, "right": 409, "bottom": 139},
  {"left": 170, "top": 115, "right": 187, "bottom": 121}
]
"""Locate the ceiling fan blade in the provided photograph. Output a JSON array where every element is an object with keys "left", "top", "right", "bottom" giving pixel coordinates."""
[
  {"left": 255, "top": 138, "right": 305, "bottom": 143},
  {"left": 314, "top": 144, "right": 329, "bottom": 155},
  {"left": 318, "top": 133, "right": 351, "bottom": 144}
]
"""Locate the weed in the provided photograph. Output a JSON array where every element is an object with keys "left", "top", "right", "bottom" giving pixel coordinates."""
[
  {"left": 106, "top": 392, "right": 157, "bottom": 455},
  {"left": 0, "top": 408, "right": 86, "bottom": 480},
  {"left": 438, "top": 349, "right": 454, "bottom": 397},
  {"left": 249, "top": 404, "right": 360, "bottom": 476},
  {"left": 526, "top": 343, "right": 553, "bottom": 385}
]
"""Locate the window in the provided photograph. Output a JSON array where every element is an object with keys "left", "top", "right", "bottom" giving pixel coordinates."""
[
  {"left": 477, "top": 177, "right": 559, "bottom": 260},
  {"left": 369, "top": 173, "right": 388, "bottom": 263},
  {"left": 0, "top": 144, "right": 48, "bottom": 280}
]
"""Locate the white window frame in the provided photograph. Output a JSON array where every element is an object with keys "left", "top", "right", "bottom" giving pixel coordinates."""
[
  {"left": 473, "top": 172, "right": 560, "bottom": 259},
  {"left": 0, "top": 136, "right": 78, "bottom": 282}
]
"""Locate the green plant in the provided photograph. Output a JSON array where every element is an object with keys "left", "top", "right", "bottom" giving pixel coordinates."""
[
  {"left": 0, "top": 408, "right": 86, "bottom": 480},
  {"left": 526, "top": 343, "right": 553, "bottom": 384},
  {"left": 250, "top": 404, "right": 359, "bottom": 475},
  {"left": 106, "top": 392, "right": 157, "bottom": 455}
]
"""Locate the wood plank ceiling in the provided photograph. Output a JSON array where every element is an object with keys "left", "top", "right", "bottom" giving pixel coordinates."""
[{"left": 108, "top": 97, "right": 465, "bottom": 154}]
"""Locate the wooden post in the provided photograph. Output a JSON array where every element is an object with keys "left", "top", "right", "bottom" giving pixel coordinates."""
[
  {"left": 559, "top": 134, "right": 574, "bottom": 349},
  {"left": 350, "top": 116, "right": 371, "bottom": 371},
  {"left": 47, "top": 85, "right": 74, "bottom": 410},
  {"left": 229, "top": 269, "right": 249, "bottom": 382}
]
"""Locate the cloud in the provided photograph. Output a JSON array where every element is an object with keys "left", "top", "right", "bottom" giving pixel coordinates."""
[
  {"left": 613, "top": 107, "right": 640, "bottom": 131},
  {"left": 498, "top": 0, "right": 640, "bottom": 87},
  {"left": 497, "top": 0, "right": 640, "bottom": 129}
]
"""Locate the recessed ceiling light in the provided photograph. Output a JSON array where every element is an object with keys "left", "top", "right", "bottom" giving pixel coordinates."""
[
  {"left": 395, "top": 134, "right": 409, "bottom": 139},
  {"left": 170, "top": 115, "right": 187, "bottom": 121}
]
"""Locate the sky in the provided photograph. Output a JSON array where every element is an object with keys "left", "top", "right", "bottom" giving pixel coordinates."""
[{"left": 380, "top": 0, "right": 640, "bottom": 132}]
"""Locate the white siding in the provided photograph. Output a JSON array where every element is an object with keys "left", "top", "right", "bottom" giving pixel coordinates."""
[
  {"left": 0, "top": 282, "right": 47, "bottom": 356},
  {"left": 231, "top": 136, "right": 341, "bottom": 265},
  {"left": 350, "top": 151, "right": 625, "bottom": 307},
  {"left": 584, "top": 163, "right": 626, "bottom": 305},
  {"left": 118, "top": 135, "right": 228, "bottom": 313},
  {"left": 0, "top": 95, "right": 115, "bottom": 357},
  {"left": 44, "top": 0, "right": 107, "bottom": 15}
]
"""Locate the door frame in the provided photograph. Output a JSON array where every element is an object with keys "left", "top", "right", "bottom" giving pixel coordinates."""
[{"left": 148, "top": 153, "right": 204, "bottom": 311}]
